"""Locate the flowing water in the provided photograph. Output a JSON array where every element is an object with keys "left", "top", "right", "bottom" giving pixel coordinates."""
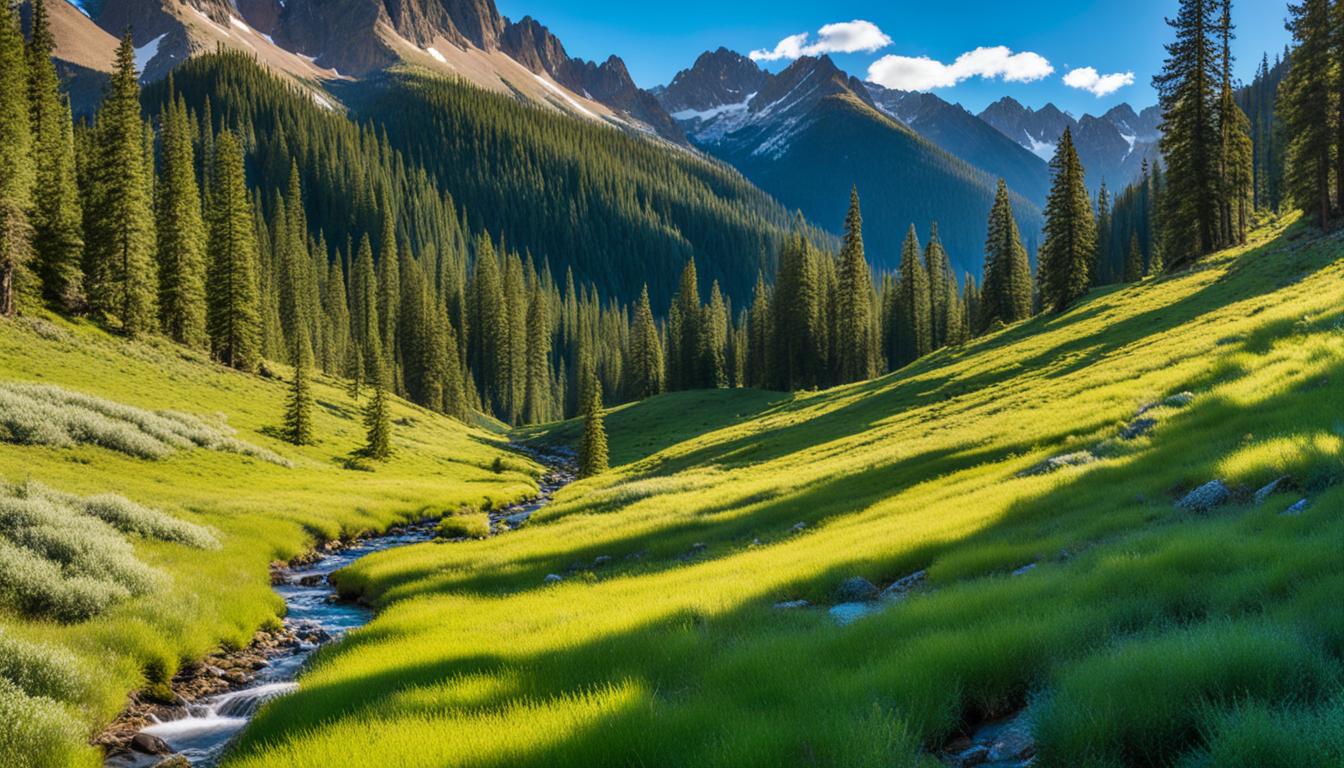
[{"left": 107, "top": 448, "right": 574, "bottom": 768}]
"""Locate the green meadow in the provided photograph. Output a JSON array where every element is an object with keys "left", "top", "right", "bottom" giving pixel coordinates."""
[
  {"left": 0, "top": 311, "right": 537, "bottom": 767},
  {"left": 204, "top": 216, "right": 1342, "bottom": 767}
]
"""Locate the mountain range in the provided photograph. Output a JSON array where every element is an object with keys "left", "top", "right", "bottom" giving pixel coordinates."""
[{"left": 40, "top": 0, "right": 1162, "bottom": 278}]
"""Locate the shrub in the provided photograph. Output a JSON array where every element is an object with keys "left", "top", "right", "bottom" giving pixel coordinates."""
[
  {"left": 21, "top": 483, "right": 218, "bottom": 549},
  {"left": 436, "top": 513, "right": 491, "bottom": 540},
  {"left": 0, "top": 382, "right": 290, "bottom": 465},
  {"left": 0, "top": 630, "right": 90, "bottom": 702},
  {"left": 0, "top": 679, "right": 86, "bottom": 768}
]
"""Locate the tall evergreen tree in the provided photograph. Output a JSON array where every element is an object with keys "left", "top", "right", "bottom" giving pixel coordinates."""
[
  {"left": 626, "top": 284, "right": 663, "bottom": 399},
  {"left": 577, "top": 372, "right": 608, "bottom": 478},
  {"left": 86, "top": 32, "right": 157, "bottom": 333},
  {"left": 747, "top": 271, "right": 771, "bottom": 389},
  {"left": 205, "top": 131, "right": 261, "bottom": 370},
  {"left": 1216, "top": 0, "right": 1254, "bottom": 246},
  {"left": 771, "top": 228, "right": 820, "bottom": 390},
  {"left": 284, "top": 339, "right": 315, "bottom": 445},
  {"left": 363, "top": 357, "right": 393, "bottom": 460},
  {"left": 667, "top": 258, "right": 703, "bottom": 390},
  {"left": 1154, "top": 0, "right": 1221, "bottom": 265},
  {"left": 1279, "top": 0, "right": 1335, "bottom": 228},
  {"left": 894, "top": 224, "right": 931, "bottom": 366},
  {"left": 705, "top": 280, "right": 729, "bottom": 388},
  {"left": 1126, "top": 232, "right": 1144, "bottom": 283},
  {"left": 978, "top": 181, "right": 1032, "bottom": 331},
  {"left": 523, "top": 287, "right": 553, "bottom": 423},
  {"left": 0, "top": 0, "right": 32, "bottom": 317},
  {"left": 924, "top": 222, "right": 958, "bottom": 351},
  {"left": 155, "top": 95, "right": 208, "bottom": 347},
  {"left": 836, "top": 188, "right": 876, "bottom": 382},
  {"left": 1038, "top": 128, "right": 1096, "bottom": 313},
  {"left": 350, "top": 235, "right": 382, "bottom": 376},
  {"left": 25, "top": 0, "right": 82, "bottom": 312},
  {"left": 1094, "top": 182, "right": 1112, "bottom": 285}
]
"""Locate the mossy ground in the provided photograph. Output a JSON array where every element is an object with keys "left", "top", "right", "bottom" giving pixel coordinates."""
[
  {"left": 222, "top": 216, "right": 1344, "bottom": 767},
  {"left": 0, "top": 311, "right": 537, "bottom": 767}
]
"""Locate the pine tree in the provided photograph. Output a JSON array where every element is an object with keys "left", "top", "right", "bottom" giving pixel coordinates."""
[
  {"left": 705, "top": 281, "right": 729, "bottom": 388},
  {"left": 0, "top": 0, "right": 32, "bottom": 317},
  {"left": 747, "top": 271, "right": 771, "bottom": 388},
  {"left": 1038, "top": 128, "right": 1096, "bottom": 314},
  {"left": 978, "top": 180, "right": 1033, "bottom": 331},
  {"left": 626, "top": 284, "right": 663, "bottom": 399},
  {"left": 25, "top": 0, "right": 82, "bottom": 312},
  {"left": 156, "top": 95, "right": 208, "bottom": 347},
  {"left": 86, "top": 32, "right": 157, "bottom": 333},
  {"left": 205, "top": 130, "right": 262, "bottom": 370},
  {"left": 1216, "top": 0, "right": 1254, "bottom": 246},
  {"left": 350, "top": 235, "right": 382, "bottom": 376},
  {"left": 1154, "top": 0, "right": 1221, "bottom": 265},
  {"left": 1335, "top": 0, "right": 1344, "bottom": 215},
  {"left": 924, "top": 222, "right": 957, "bottom": 351},
  {"left": 284, "top": 339, "right": 315, "bottom": 445},
  {"left": 363, "top": 358, "right": 393, "bottom": 461},
  {"left": 771, "top": 229, "right": 820, "bottom": 390},
  {"left": 1125, "top": 232, "right": 1144, "bottom": 283},
  {"left": 376, "top": 207, "right": 400, "bottom": 376},
  {"left": 836, "top": 188, "right": 876, "bottom": 382},
  {"left": 577, "top": 372, "right": 608, "bottom": 478},
  {"left": 1279, "top": 0, "right": 1335, "bottom": 228},
  {"left": 895, "top": 224, "right": 931, "bottom": 365},
  {"left": 523, "top": 288, "right": 553, "bottom": 423},
  {"left": 667, "top": 258, "right": 703, "bottom": 390},
  {"left": 1094, "top": 182, "right": 1112, "bottom": 285}
]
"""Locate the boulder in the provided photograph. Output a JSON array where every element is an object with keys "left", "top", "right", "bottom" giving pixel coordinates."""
[
  {"left": 153, "top": 757, "right": 191, "bottom": 768},
  {"left": 790, "top": 521, "right": 807, "bottom": 534},
  {"left": 1121, "top": 418, "right": 1158, "bottom": 440},
  {"left": 1283, "top": 499, "right": 1309, "bottom": 516},
  {"left": 1163, "top": 391, "right": 1196, "bottom": 408},
  {"left": 1253, "top": 476, "right": 1290, "bottom": 505},
  {"left": 1177, "top": 480, "right": 1231, "bottom": 512},
  {"left": 879, "top": 570, "right": 927, "bottom": 601},
  {"left": 834, "top": 577, "right": 879, "bottom": 603},
  {"left": 130, "top": 732, "right": 172, "bottom": 755},
  {"left": 1017, "top": 451, "right": 1096, "bottom": 477},
  {"left": 543, "top": 573, "right": 563, "bottom": 584},
  {"left": 592, "top": 555, "right": 612, "bottom": 567}
]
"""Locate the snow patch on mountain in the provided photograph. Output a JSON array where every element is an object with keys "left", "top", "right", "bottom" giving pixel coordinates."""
[
  {"left": 533, "top": 73, "right": 598, "bottom": 119},
  {"left": 426, "top": 47, "right": 447, "bottom": 64},
  {"left": 1023, "top": 131, "right": 1056, "bottom": 162},
  {"left": 134, "top": 34, "right": 165, "bottom": 73}
]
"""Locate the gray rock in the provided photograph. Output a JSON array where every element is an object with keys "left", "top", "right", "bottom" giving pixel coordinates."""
[
  {"left": 879, "top": 570, "right": 927, "bottom": 601},
  {"left": 1011, "top": 563, "right": 1037, "bottom": 577},
  {"left": 835, "top": 576, "right": 879, "bottom": 603},
  {"left": 1163, "top": 391, "right": 1196, "bottom": 408},
  {"left": 592, "top": 555, "right": 612, "bottom": 567},
  {"left": 790, "top": 521, "right": 807, "bottom": 534},
  {"left": 1177, "top": 480, "right": 1232, "bottom": 512},
  {"left": 1017, "top": 451, "right": 1096, "bottom": 477},
  {"left": 1283, "top": 499, "right": 1309, "bottom": 516},
  {"left": 828, "top": 602, "right": 880, "bottom": 626},
  {"left": 772, "top": 599, "right": 810, "bottom": 610},
  {"left": 543, "top": 573, "right": 563, "bottom": 584},
  {"left": 1254, "top": 476, "right": 1291, "bottom": 505},
  {"left": 153, "top": 757, "right": 191, "bottom": 768},
  {"left": 1121, "top": 418, "right": 1158, "bottom": 440},
  {"left": 130, "top": 733, "right": 172, "bottom": 755}
]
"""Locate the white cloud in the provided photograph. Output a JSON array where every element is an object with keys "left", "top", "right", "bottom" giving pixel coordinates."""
[
  {"left": 1062, "top": 66, "right": 1135, "bottom": 97},
  {"left": 866, "top": 46, "right": 1053, "bottom": 91},
  {"left": 749, "top": 20, "right": 892, "bottom": 62}
]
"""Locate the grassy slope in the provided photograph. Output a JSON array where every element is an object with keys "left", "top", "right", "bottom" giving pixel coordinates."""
[
  {"left": 0, "top": 313, "right": 539, "bottom": 767},
  {"left": 224, "top": 217, "right": 1343, "bottom": 768}
]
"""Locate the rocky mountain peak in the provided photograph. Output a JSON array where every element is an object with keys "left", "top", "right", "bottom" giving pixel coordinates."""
[{"left": 659, "top": 46, "right": 766, "bottom": 114}]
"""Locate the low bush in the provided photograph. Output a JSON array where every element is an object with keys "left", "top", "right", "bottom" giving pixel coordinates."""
[
  {"left": 0, "top": 382, "right": 290, "bottom": 465},
  {"left": 22, "top": 483, "right": 218, "bottom": 549},
  {"left": 0, "top": 630, "right": 90, "bottom": 703},
  {"left": 436, "top": 513, "right": 490, "bottom": 540},
  {"left": 0, "top": 679, "right": 87, "bottom": 768}
]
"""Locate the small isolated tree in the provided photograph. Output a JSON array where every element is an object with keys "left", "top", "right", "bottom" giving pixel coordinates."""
[
  {"left": 577, "top": 374, "right": 607, "bottom": 478},
  {"left": 363, "top": 360, "right": 392, "bottom": 460},
  {"left": 1125, "top": 232, "right": 1144, "bottom": 283},
  {"left": 284, "top": 341, "right": 315, "bottom": 445},
  {"left": 345, "top": 343, "right": 364, "bottom": 402}
]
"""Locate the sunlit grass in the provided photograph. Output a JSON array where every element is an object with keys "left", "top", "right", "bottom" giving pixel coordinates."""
[
  {"left": 0, "top": 314, "right": 536, "bottom": 767},
  {"left": 221, "top": 216, "right": 1344, "bottom": 767}
]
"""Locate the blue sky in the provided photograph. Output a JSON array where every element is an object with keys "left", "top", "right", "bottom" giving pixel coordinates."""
[{"left": 495, "top": 0, "right": 1293, "bottom": 115}]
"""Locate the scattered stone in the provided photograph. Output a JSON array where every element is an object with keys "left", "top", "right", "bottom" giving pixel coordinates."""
[
  {"left": 1121, "top": 418, "right": 1158, "bottom": 440},
  {"left": 941, "top": 709, "right": 1035, "bottom": 768},
  {"left": 773, "top": 599, "right": 810, "bottom": 610},
  {"left": 1253, "top": 476, "right": 1291, "bottom": 505},
  {"left": 297, "top": 574, "right": 325, "bottom": 587},
  {"left": 1283, "top": 499, "right": 1309, "bottom": 516},
  {"left": 879, "top": 570, "right": 927, "bottom": 601},
  {"left": 1177, "top": 480, "right": 1232, "bottom": 512},
  {"left": 828, "top": 602, "right": 880, "bottom": 626},
  {"left": 790, "top": 521, "right": 807, "bottom": 534},
  {"left": 543, "top": 573, "right": 563, "bottom": 584},
  {"left": 153, "top": 757, "right": 191, "bottom": 768},
  {"left": 1017, "top": 451, "right": 1096, "bottom": 477},
  {"left": 130, "top": 733, "right": 172, "bottom": 755},
  {"left": 834, "top": 576, "right": 880, "bottom": 603},
  {"left": 687, "top": 542, "right": 708, "bottom": 557},
  {"left": 1011, "top": 563, "right": 1037, "bottom": 577},
  {"left": 592, "top": 555, "right": 612, "bottom": 567},
  {"left": 1163, "top": 391, "right": 1196, "bottom": 408}
]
